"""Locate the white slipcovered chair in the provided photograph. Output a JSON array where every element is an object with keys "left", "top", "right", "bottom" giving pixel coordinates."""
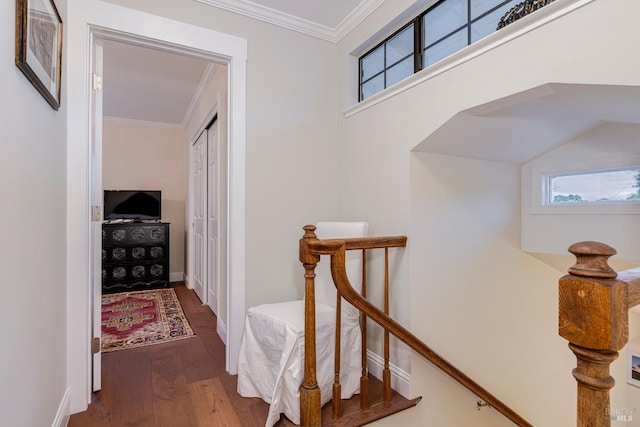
[{"left": 237, "top": 221, "right": 368, "bottom": 426}]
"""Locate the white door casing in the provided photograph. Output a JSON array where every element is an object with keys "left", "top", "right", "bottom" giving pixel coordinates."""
[
  {"left": 90, "top": 37, "right": 103, "bottom": 393},
  {"left": 192, "top": 130, "right": 208, "bottom": 304},
  {"left": 207, "top": 121, "right": 219, "bottom": 315}
]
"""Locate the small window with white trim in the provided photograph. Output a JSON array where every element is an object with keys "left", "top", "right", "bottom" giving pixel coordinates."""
[
  {"left": 523, "top": 154, "right": 640, "bottom": 215},
  {"left": 530, "top": 159, "right": 640, "bottom": 215},
  {"left": 548, "top": 168, "right": 640, "bottom": 204}
]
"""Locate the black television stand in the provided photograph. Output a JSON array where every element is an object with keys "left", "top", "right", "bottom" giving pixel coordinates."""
[{"left": 102, "top": 222, "right": 170, "bottom": 293}]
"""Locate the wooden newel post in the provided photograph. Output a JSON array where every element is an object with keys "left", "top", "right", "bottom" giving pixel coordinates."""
[
  {"left": 559, "top": 241, "right": 628, "bottom": 427},
  {"left": 299, "top": 225, "right": 322, "bottom": 426}
]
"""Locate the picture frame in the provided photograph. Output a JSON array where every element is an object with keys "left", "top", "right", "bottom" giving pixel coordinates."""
[
  {"left": 15, "top": 0, "right": 63, "bottom": 110},
  {"left": 627, "top": 340, "right": 640, "bottom": 388}
]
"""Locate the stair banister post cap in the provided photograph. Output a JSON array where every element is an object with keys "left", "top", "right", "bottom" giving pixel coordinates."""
[
  {"left": 302, "top": 224, "right": 317, "bottom": 239},
  {"left": 300, "top": 225, "right": 320, "bottom": 265},
  {"left": 567, "top": 241, "right": 617, "bottom": 279}
]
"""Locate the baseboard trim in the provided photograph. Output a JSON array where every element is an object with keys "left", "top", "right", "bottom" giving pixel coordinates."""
[
  {"left": 217, "top": 318, "right": 228, "bottom": 345},
  {"left": 366, "top": 350, "right": 411, "bottom": 398},
  {"left": 51, "top": 388, "right": 70, "bottom": 427},
  {"left": 169, "top": 272, "right": 184, "bottom": 282}
]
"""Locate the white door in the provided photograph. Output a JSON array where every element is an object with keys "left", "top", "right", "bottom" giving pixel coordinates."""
[
  {"left": 192, "top": 130, "right": 207, "bottom": 304},
  {"left": 207, "top": 122, "right": 219, "bottom": 315},
  {"left": 90, "top": 38, "right": 104, "bottom": 392}
]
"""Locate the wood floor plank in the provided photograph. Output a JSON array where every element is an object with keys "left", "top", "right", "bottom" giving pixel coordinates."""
[
  {"left": 151, "top": 352, "right": 197, "bottom": 427},
  {"left": 108, "top": 348, "right": 155, "bottom": 427},
  {"left": 188, "top": 377, "right": 243, "bottom": 427}
]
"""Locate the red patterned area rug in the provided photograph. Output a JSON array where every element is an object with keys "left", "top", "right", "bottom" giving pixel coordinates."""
[{"left": 101, "top": 288, "right": 195, "bottom": 352}]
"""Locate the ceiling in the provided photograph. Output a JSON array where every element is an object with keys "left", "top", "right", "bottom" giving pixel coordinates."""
[
  {"left": 102, "top": 39, "right": 213, "bottom": 128},
  {"left": 194, "top": 0, "right": 384, "bottom": 40},
  {"left": 204, "top": 0, "right": 367, "bottom": 28},
  {"left": 414, "top": 83, "right": 640, "bottom": 164},
  {"left": 102, "top": 1, "right": 378, "bottom": 127}
]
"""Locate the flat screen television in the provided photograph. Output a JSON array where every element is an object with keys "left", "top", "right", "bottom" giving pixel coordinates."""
[{"left": 103, "top": 190, "right": 161, "bottom": 221}]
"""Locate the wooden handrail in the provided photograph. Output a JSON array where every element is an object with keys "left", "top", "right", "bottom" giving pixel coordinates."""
[
  {"left": 299, "top": 225, "right": 532, "bottom": 427},
  {"left": 616, "top": 267, "right": 640, "bottom": 308},
  {"left": 559, "top": 241, "right": 640, "bottom": 427}
]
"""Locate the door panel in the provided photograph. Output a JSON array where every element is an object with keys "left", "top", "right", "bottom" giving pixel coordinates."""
[{"left": 192, "top": 130, "right": 207, "bottom": 304}]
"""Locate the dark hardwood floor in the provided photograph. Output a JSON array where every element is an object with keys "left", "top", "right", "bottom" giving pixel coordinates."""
[
  {"left": 69, "top": 283, "right": 396, "bottom": 427},
  {"left": 69, "top": 283, "right": 273, "bottom": 427}
]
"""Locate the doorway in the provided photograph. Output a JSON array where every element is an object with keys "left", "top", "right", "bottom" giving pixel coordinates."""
[
  {"left": 66, "top": 5, "right": 247, "bottom": 411},
  {"left": 94, "top": 36, "right": 228, "bottom": 391}
]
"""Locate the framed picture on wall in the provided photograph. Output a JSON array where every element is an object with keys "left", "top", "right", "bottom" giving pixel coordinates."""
[
  {"left": 15, "top": 0, "right": 63, "bottom": 110},
  {"left": 628, "top": 339, "right": 640, "bottom": 388}
]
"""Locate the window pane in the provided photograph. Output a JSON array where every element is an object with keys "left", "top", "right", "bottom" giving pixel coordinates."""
[
  {"left": 361, "top": 46, "right": 384, "bottom": 82},
  {"left": 471, "top": 0, "right": 518, "bottom": 43},
  {"left": 550, "top": 169, "right": 640, "bottom": 204},
  {"left": 360, "top": 74, "right": 384, "bottom": 101},
  {"left": 424, "top": 28, "right": 467, "bottom": 67},
  {"left": 424, "top": 0, "right": 468, "bottom": 47},
  {"left": 386, "top": 56, "right": 414, "bottom": 87},
  {"left": 471, "top": 0, "right": 505, "bottom": 20},
  {"left": 386, "top": 24, "right": 414, "bottom": 66}
]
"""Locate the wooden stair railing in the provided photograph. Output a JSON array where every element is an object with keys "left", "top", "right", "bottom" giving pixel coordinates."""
[
  {"left": 299, "top": 225, "right": 532, "bottom": 427},
  {"left": 559, "top": 241, "right": 640, "bottom": 427}
]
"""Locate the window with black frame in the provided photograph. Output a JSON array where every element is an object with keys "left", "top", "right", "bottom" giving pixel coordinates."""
[
  {"left": 359, "top": 0, "right": 520, "bottom": 101},
  {"left": 359, "top": 22, "right": 417, "bottom": 101}
]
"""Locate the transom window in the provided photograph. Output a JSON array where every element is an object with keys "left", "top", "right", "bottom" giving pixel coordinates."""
[
  {"left": 548, "top": 168, "right": 640, "bottom": 205},
  {"left": 359, "top": 0, "right": 519, "bottom": 101}
]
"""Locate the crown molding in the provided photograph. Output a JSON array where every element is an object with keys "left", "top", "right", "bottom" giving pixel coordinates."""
[
  {"left": 194, "top": 0, "right": 386, "bottom": 43},
  {"left": 334, "top": 0, "right": 386, "bottom": 42},
  {"left": 103, "top": 116, "right": 185, "bottom": 131}
]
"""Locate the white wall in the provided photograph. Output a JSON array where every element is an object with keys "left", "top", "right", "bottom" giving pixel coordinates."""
[
  {"left": 522, "top": 122, "right": 640, "bottom": 261},
  {"left": 0, "top": 0, "right": 69, "bottom": 425},
  {"left": 407, "top": 153, "right": 574, "bottom": 425},
  {"left": 337, "top": 0, "right": 640, "bottom": 425},
  {"left": 102, "top": 121, "right": 188, "bottom": 276},
  {"left": 102, "top": 0, "right": 340, "bottom": 308}
]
